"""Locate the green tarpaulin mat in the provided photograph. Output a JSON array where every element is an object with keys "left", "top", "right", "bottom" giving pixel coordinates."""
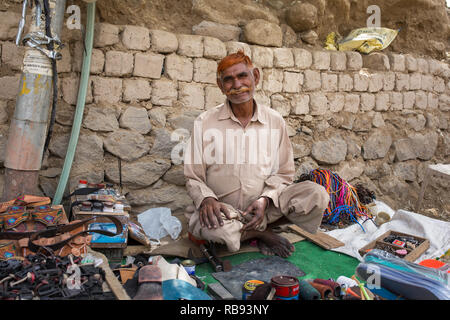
[{"left": 195, "top": 241, "right": 359, "bottom": 288}]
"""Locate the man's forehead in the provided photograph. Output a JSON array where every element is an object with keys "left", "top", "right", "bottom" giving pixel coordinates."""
[{"left": 220, "top": 62, "right": 252, "bottom": 76}]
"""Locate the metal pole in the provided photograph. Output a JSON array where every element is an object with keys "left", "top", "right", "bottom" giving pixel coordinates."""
[{"left": 2, "top": 0, "right": 67, "bottom": 201}]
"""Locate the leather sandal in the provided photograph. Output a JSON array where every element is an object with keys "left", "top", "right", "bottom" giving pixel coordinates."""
[{"left": 133, "top": 265, "right": 163, "bottom": 300}]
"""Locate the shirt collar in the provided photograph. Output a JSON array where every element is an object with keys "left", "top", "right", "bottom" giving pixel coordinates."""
[{"left": 218, "top": 99, "right": 267, "bottom": 125}]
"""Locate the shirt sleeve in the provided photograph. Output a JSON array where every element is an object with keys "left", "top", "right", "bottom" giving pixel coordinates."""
[
  {"left": 184, "top": 119, "right": 219, "bottom": 209},
  {"left": 260, "top": 119, "right": 295, "bottom": 208}
]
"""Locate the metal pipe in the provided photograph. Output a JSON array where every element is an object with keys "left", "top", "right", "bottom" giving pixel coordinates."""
[
  {"left": 2, "top": 0, "right": 66, "bottom": 201},
  {"left": 52, "top": 1, "right": 96, "bottom": 206}
]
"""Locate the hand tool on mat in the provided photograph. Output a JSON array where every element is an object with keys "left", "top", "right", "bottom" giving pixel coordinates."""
[{"left": 188, "top": 233, "right": 232, "bottom": 272}]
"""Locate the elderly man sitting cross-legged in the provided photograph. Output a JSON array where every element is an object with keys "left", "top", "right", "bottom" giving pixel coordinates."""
[{"left": 184, "top": 50, "right": 330, "bottom": 258}]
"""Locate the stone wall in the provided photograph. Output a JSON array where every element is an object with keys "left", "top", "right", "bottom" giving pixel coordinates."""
[{"left": 0, "top": 18, "right": 449, "bottom": 216}]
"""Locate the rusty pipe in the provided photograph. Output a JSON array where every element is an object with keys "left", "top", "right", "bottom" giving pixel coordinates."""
[{"left": 3, "top": 0, "right": 66, "bottom": 200}]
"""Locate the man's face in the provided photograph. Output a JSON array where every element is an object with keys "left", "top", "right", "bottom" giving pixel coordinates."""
[{"left": 217, "top": 62, "right": 260, "bottom": 105}]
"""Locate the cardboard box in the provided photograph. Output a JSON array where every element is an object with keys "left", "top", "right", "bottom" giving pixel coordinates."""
[
  {"left": 88, "top": 221, "right": 128, "bottom": 249},
  {"left": 359, "top": 230, "right": 430, "bottom": 262}
]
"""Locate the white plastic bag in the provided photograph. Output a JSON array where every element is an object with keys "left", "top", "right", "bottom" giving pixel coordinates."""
[{"left": 137, "top": 207, "right": 182, "bottom": 244}]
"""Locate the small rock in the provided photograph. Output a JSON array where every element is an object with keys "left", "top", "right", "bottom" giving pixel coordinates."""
[
  {"left": 336, "top": 161, "right": 365, "bottom": 182},
  {"left": 311, "top": 136, "right": 347, "bottom": 165},
  {"left": 362, "top": 131, "right": 392, "bottom": 160},
  {"left": 281, "top": 24, "right": 298, "bottom": 47},
  {"left": 127, "top": 183, "right": 193, "bottom": 212},
  {"left": 372, "top": 113, "right": 385, "bottom": 128},
  {"left": 300, "top": 30, "right": 318, "bottom": 45},
  {"left": 406, "top": 114, "right": 426, "bottom": 132},
  {"left": 148, "top": 108, "right": 167, "bottom": 127},
  {"left": 286, "top": 2, "right": 318, "bottom": 32},
  {"left": 192, "top": 20, "right": 241, "bottom": 42},
  {"left": 83, "top": 106, "right": 119, "bottom": 132},
  {"left": 294, "top": 157, "right": 318, "bottom": 180},
  {"left": 149, "top": 128, "right": 180, "bottom": 159},
  {"left": 120, "top": 106, "right": 152, "bottom": 135},
  {"left": 393, "top": 162, "right": 417, "bottom": 182},
  {"left": 104, "top": 130, "right": 150, "bottom": 161},
  {"left": 105, "top": 156, "right": 171, "bottom": 188},
  {"left": 243, "top": 19, "right": 282, "bottom": 47},
  {"left": 301, "top": 126, "right": 313, "bottom": 135},
  {"left": 162, "top": 164, "right": 186, "bottom": 186}
]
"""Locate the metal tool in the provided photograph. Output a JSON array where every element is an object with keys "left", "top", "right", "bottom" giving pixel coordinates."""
[
  {"left": 15, "top": 0, "right": 28, "bottom": 45},
  {"left": 188, "top": 233, "right": 232, "bottom": 272}
]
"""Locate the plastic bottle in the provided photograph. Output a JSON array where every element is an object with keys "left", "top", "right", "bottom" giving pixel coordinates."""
[
  {"left": 78, "top": 179, "right": 88, "bottom": 189},
  {"left": 336, "top": 276, "right": 358, "bottom": 291}
]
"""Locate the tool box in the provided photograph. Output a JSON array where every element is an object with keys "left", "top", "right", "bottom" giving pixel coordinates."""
[{"left": 359, "top": 230, "right": 430, "bottom": 262}]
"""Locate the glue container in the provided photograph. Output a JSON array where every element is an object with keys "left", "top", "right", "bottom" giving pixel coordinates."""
[
  {"left": 271, "top": 276, "right": 299, "bottom": 300},
  {"left": 78, "top": 180, "right": 88, "bottom": 189},
  {"left": 242, "top": 280, "right": 265, "bottom": 300},
  {"left": 181, "top": 259, "right": 196, "bottom": 275}
]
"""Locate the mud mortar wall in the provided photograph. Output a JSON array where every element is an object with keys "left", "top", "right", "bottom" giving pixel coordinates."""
[{"left": 0, "top": 20, "right": 449, "bottom": 218}]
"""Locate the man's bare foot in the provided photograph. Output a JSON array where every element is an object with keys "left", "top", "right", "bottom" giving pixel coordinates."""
[
  {"left": 257, "top": 241, "right": 275, "bottom": 256},
  {"left": 254, "top": 231, "right": 295, "bottom": 258}
]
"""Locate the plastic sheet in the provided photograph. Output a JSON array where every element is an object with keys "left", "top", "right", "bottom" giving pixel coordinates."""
[
  {"left": 325, "top": 27, "right": 399, "bottom": 54},
  {"left": 356, "top": 249, "right": 450, "bottom": 300},
  {"left": 137, "top": 207, "right": 182, "bottom": 245}
]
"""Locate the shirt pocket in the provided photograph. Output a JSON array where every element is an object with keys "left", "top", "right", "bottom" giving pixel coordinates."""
[{"left": 206, "top": 165, "right": 241, "bottom": 198}]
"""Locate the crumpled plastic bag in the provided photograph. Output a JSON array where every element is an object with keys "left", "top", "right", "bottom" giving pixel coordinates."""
[
  {"left": 325, "top": 27, "right": 399, "bottom": 54},
  {"left": 137, "top": 207, "right": 182, "bottom": 245}
]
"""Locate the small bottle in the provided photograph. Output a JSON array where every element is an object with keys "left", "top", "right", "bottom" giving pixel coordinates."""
[
  {"left": 336, "top": 276, "right": 358, "bottom": 292},
  {"left": 92, "top": 202, "right": 103, "bottom": 212},
  {"left": 78, "top": 180, "right": 88, "bottom": 189},
  {"left": 103, "top": 201, "right": 114, "bottom": 213},
  {"left": 80, "top": 201, "right": 93, "bottom": 212}
]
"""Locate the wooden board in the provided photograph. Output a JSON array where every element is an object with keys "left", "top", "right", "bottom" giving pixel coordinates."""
[
  {"left": 88, "top": 247, "right": 131, "bottom": 300},
  {"left": 288, "top": 224, "right": 345, "bottom": 250}
]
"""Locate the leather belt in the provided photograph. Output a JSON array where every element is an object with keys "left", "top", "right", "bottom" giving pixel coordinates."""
[{"left": 0, "top": 216, "right": 123, "bottom": 254}]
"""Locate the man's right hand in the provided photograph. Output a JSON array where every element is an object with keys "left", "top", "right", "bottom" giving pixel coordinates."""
[{"left": 199, "top": 197, "right": 232, "bottom": 229}]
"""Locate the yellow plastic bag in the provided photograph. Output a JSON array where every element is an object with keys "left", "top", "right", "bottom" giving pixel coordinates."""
[
  {"left": 324, "top": 27, "right": 399, "bottom": 54},
  {"left": 337, "top": 27, "right": 399, "bottom": 54},
  {"left": 324, "top": 32, "right": 338, "bottom": 51}
]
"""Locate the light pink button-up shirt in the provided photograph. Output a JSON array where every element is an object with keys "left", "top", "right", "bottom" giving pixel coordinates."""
[{"left": 184, "top": 99, "right": 295, "bottom": 212}]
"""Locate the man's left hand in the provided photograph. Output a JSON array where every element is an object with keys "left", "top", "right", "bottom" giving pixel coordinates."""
[{"left": 241, "top": 197, "right": 268, "bottom": 232}]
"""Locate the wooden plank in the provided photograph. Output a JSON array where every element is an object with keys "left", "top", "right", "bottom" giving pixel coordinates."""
[
  {"left": 89, "top": 248, "right": 131, "bottom": 300},
  {"left": 288, "top": 224, "right": 344, "bottom": 250}
]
